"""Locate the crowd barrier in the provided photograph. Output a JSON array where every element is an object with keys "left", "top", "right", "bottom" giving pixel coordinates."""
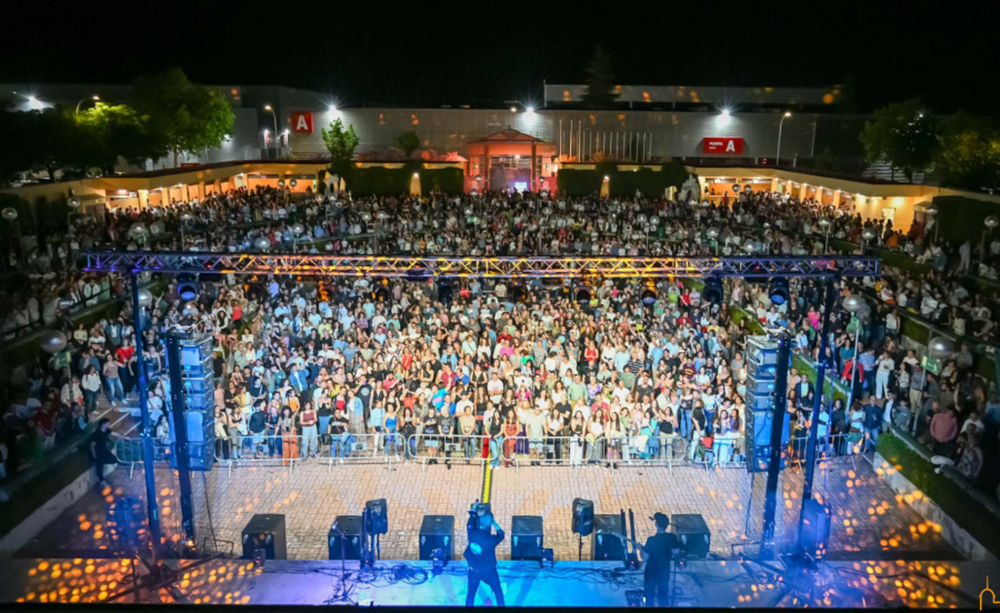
[
  {"left": 214, "top": 434, "right": 304, "bottom": 475},
  {"left": 405, "top": 434, "right": 494, "bottom": 472},
  {"left": 496, "top": 434, "right": 693, "bottom": 473},
  {"left": 113, "top": 437, "right": 172, "bottom": 478},
  {"left": 323, "top": 433, "right": 404, "bottom": 473}
]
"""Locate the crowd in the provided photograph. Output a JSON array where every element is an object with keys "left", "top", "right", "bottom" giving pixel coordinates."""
[{"left": 2, "top": 187, "right": 999, "bottom": 500}]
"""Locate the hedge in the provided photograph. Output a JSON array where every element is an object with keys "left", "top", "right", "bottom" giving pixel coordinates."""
[
  {"left": 876, "top": 433, "right": 1000, "bottom": 557},
  {"left": 556, "top": 161, "right": 689, "bottom": 197},
  {"left": 344, "top": 164, "right": 463, "bottom": 196}
]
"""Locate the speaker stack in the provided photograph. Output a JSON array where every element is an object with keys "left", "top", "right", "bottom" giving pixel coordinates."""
[
  {"left": 242, "top": 514, "right": 287, "bottom": 560},
  {"left": 744, "top": 336, "right": 790, "bottom": 473},
  {"left": 168, "top": 335, "right": 216, "bottom": 471}
]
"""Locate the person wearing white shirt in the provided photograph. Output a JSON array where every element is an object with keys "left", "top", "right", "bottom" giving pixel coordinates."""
[{"left": 875, "top": 353, "right": 895, "bottom": 399}]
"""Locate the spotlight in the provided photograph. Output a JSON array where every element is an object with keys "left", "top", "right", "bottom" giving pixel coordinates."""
[
  {"left": 510, "top": 284, "right": 527, "bottom": 303},
  {"left": 176, "top": 273, "right": 199, "bottom": 302},
  {"left": 437, "top": 278, "right": 454, "bottom": 305},
  {"left": 373, "top": 281, "right": 390, "bottom": 302},
  {"left": 768, "top": 278, "right": 790, "bottom": 306},
  {"left": 703, "top": 276, "right": 725, "bottom": 304},
  {"left": 574, "top": 287, "right": 591, "bottom": 304},
  {"left": 640, "top": 283, "right": 657, "bottom": 307}
]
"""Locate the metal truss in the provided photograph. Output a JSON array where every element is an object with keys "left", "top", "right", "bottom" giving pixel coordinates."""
[{"left": 84, "top": 251, "right": 879, "bottom": 279}]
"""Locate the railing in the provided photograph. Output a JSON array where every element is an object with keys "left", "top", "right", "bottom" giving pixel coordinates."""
[
  {"left": 113, "top": 436, "right": 173, "bottom": 478},
  {"left": 787, "top": 433, "right": 864, "bottom": 470},
  {"left": 406, "top": 434, "right": 493, "bottom": 472},
  {"left": 323, "top": 433, "right": 404, "bottom": 473},
  {"left": 214, "top": 434, "right": 304, "bottom": 475},
  {"left": 497, "top": 434, "right": 691, "bottom": 473}
]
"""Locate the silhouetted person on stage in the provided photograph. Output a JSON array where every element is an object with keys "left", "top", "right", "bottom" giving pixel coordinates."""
[
  {"left": 614, "top": 512, "right": 679, "bottom": 607},
  {"left": 464, "top": 511, "right": 506, "bottom": 606}
]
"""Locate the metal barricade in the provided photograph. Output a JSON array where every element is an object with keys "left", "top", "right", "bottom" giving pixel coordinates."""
[
  {"left": 325, "top": 433, "right": 404, "bottom": 473},
  {"left": 113, "top": 437, "right": 172, "bottom": 478},
  {"left": 406, "top": 434, "right": 493, "bottom": 472},
  {"left": 603, "top": 435, "right": 691, "bottom": 468},
  {"left": 499, "top": 435, "right": 609, "bottom": 475},
  {"left": 215, "top": 435, "right": 304, "bottom": 476}
]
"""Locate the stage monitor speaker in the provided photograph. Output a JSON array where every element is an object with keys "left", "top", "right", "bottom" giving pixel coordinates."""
[
  {"left": 419, "top": 515, "right": 455, "bottom": 562},
  {"left": 242, "top": 514, "right": 287, "bottom": 560},
  {"left": 799, "top": 500, "right": 832, "bottom": 560},
  {"left": 329, "top": 515, "right": 363, "bottom": 560},
  {"left": 511, "top": 515, "right": 544, "bottom": 560},
  {"left": 365, "top": 499, "right": 388, "bottom": 535},
  {"left": 571, "top": 498, "right": 594, "bottom": 537},
  {"left": 671, "top": 514, "right": 711, "bottom": 559},
  {"left": 591, "top": 514, "right": 625, "bottom": 561}
]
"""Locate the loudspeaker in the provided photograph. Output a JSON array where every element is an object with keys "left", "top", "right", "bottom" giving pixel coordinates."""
[
  {"left": 242, "top": 514, "right": 287, "bottom": 560},
  {"left": 169, "top": 410, "right": 215, "bottom": 471},
  {"left": 744, "top": 409, "right": 791, "bottom": 473},
  {"left": 329, "top": 515, "right": 363, "bottom": 560},
  {"left": 799, "top": 500, "right": 832, "bottom": 560},
  {"left": 571, "top": 498, "right": 594, "bottom": 537},
  {"left": 365, "top": 499, "right": 388, "bottom": 536},
  {"left": 419, "top": 515, "right": 455, "bottom": 561},
  {"left": 671, "top": 514, "right": 711, "bottom": 559},
  {"left": 591, "top": 514, "right": 625, "bottom": 561},
  {"left": 511, "top": 516, "right": 544, "bottom": 561}
]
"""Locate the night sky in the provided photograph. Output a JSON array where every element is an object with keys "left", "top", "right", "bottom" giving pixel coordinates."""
[{"left": 2, "top": 3, "right": 995, "bottom": 114}]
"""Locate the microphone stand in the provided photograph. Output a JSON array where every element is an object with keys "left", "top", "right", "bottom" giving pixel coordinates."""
[{"left": 330, "top": 521, "right": 349, "bottom": 602}]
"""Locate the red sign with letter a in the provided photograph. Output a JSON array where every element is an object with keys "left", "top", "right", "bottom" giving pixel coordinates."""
[
  {"left": 702, "top": 137, "right": 744, "bottom": 154},
  {"left": 292, "top": 112, "right": 314, "bottom": 134}
]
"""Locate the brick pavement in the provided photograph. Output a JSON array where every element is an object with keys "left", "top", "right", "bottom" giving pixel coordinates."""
[{"left": 19, "top": 455, "right": 953, "bottom": 561}]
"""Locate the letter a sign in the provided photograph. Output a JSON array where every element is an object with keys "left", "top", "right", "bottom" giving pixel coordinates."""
[
  {"left": 292, "top": 112, "right": 314, "bottom": 134},
  {"left": 702, "top": 137, "right": 744, "bottom": 155}
]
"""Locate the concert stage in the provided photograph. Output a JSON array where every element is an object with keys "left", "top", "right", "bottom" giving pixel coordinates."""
[{"left": 0, "top": 557, "right": 994, "bottom": 607}]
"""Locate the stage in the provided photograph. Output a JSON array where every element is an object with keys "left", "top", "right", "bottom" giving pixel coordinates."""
[{"left": 1, "top": 557, "right": 994, "bottom": 607}]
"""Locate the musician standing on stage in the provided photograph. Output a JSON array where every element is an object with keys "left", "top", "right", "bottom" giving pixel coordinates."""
[
  {"left": 614, "top": 512, "right": 679, "bottom": 607},
  {"left": 464, "top": 509, "right": 506, "bottom": 607}
]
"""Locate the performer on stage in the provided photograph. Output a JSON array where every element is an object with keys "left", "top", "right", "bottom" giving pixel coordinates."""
[
  {"left": 613, "top": 512, "right": 679, "bottom": 607},
  {"left": 464, "top": 508, "right": 506, "bottom": 607}
]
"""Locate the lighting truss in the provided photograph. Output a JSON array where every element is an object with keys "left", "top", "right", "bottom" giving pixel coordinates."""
[{"left": 84, "top": 251, "right": 880, "bottom": 279}]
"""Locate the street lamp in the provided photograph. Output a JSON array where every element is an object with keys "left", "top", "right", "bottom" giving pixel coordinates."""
[
  {"left": 981, "top": 215, "right": 998, "bottom": 270},
  {"left": 925, "top": 204, "right": 940, "bottom": 243},
  {"left": 75, "top": 95, "right": 100, "bottom": 114},
  {"left": 818, "top": 217, "right": 832, "bottom": 252},
  {"left": 861, "top": 227, "right": 877, "bottom": 250},
  {"left": 291, "top": 222, "right": 305, "bottom": 253},
  {"left": 264, "top": 105, "right": 279, "bottom": 158},
  {"left": 776, "top": 112, "right": 791, "bottom": 167},
  {"left": 842, "top": 294, "right": 864, "bottom": 410},
  {"left": 179, "top": 211, "right": 194, "bottom": 248}
]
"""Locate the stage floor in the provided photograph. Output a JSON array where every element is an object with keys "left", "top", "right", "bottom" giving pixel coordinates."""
[{"left": 1, "top": 558, "right": 995, "bottom": 607}]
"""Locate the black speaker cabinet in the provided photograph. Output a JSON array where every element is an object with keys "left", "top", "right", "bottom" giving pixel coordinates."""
[
  {"left": 591, "top": 514, "right": 625, "bottom": 561},
  {"left": 671, "top": 513, "right": 711, "bottom": 559},
  {"left": 511, "top": 515, "right": 544, "bottom": 560},
  {"left": 365, "top": 499, "right": 388, "bottom": 535},
  {"left": 571, "top": 498, "right": 594, "bottom": 536},
  {"left": 419, "top": 515, "right": 455, "bottom": 561},
  {"left": 242, "top": 514, "right": 287, "bottom": 560},
  {"left": 799, "top": 500, "right": 832, "bottom": 560},
  {"left": 329, "top": 515, "right": 363, "bottom": 560}
]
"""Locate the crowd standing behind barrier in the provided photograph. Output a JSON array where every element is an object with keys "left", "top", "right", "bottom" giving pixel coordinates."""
[{"left": 2, "top": 187, "right": 998, "bottom": 504}]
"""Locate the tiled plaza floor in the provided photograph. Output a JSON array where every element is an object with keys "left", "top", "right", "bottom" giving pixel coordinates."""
[{"left": 17, "top": 455, "right": 953, "bottom": 561}]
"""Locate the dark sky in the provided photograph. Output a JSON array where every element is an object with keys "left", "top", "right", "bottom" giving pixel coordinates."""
[{"left": 2, "top": 3, "right": 995, "bottom": 113}]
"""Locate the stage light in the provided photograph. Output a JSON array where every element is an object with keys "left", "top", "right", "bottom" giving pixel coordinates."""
[
  {"left": 641, "top": 283, "right": 657, "bottom": 306},
  {"left": 328, "top": 104, "right": 337, "bottom": 112},
  {"left": 768, "top": 277, "right": 790, "bottom": 306},
  {"left": 511, "top": 284, "right": 527, "bottom": 303},
  {"left": 437, "top": 278, "right": 454, "bottom": 305},
  {"left": 510, "top": 106, "right": 517, "bottom": 112},
  {"left": 574, "top": 287, "right": 591, "bottom": 304},
  {"left": 526, "top": 106, "right": 535, "bottom": 114},
  {"left": 176, "top": 273, "right": 199, "bottom": 302},
  {"left": 373, "top": 284, "right": 390, "bottom": 302},
  {"left": 703, "top": 276, "right": 725, "bottom": 304}
]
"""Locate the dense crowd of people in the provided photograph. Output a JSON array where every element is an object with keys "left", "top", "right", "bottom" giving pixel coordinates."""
[{"left": 2, "top": 187, "right": 999, "bottom": 501}]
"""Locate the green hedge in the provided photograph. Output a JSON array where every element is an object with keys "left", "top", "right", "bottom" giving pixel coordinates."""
[
  {"left": 876, "top": 433, "right": 1000, "bottom": 557},
  {"left": 557, "top": 161, "right": 689, "bottom": 197},
  {"left": 344, "top": 164, "right": 463, "bottom": 196},
  {"left": 932, "top": 195, "right": 1000, "bottom": 245}
]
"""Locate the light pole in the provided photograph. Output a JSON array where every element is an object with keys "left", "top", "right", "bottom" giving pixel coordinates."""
[
  {"left": 264, "top": 105, "right": 279, "bottom": 159},
  {"left": 861, "top": 227, "right": 877, "bottom": 251},
  {"left": 819, "top": 217, "right": 832, "bottom": 252},
  {"left": 75, "top": 95, "right": 99, "bottom": 114},
  {"left": 179, "top": 212, "right": 193, "bottom": 249},
  {"left": 775, "top": 112, "right": 791, "bottom": 167},
  {"left": 292, "top": 222, "right": 305, "bottom": 253},
  {"left": 842, "top": 294, "right": 864, "bottom": 410},
  {"left": 925, "top": 204, "right": 940, "bottom": 243},
  {"left": 980, "top": 215, "right": 998, "bottom": 269}
]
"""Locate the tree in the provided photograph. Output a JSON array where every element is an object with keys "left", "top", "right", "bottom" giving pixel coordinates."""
[
  {"left": 74, "top": 103, "right": 164, "bottom": 174},
  {"left": 935, "top": 113, "right": 1000, "bottom": 191},
  {"left": 396, "top": 131, "right": 421, "bottom": 156},
  {"left": 322, "top": 118, "right": 360, "bottom": 180},
  {"left": 859, "top": 99, "right": 938, "bottom": 181},
  {"left": 581, "top": 45, "right": 619, "bottom": 110},
  {"left": 130, "top": 68, "right": 234, "bottom": 167}
]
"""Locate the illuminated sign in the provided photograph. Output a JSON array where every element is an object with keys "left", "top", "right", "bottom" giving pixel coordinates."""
[
  {"left": 292, "top": 112, "right": 314, "bottom": 134},
  {"left": 702, "top": 137, "right": 744, "bottom": 155}
]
